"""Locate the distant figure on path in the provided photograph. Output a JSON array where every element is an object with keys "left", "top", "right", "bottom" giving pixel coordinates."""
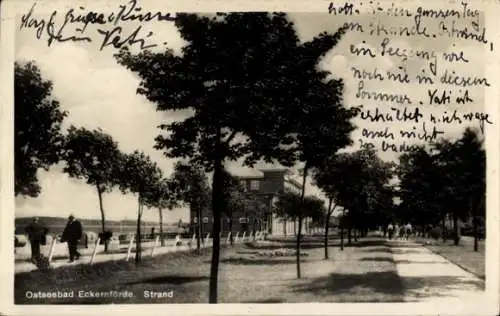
[
  {"left": 24, "top": 217, "right": 49, "bottom": 263},
  {"left": 394, "top": 223, "right": 400, "bottom": 240},
  {"left": 387, "top": 223, "right": 394, "bottom": 239},
  {"left": 405, "top": 223, "right": 413, "bottom": 240},
  {"left": 61, "top": 215, "right": 83, "bottom": 262},
  {"left": 399, "top": 225, "right": 406, "bottom": 239}
]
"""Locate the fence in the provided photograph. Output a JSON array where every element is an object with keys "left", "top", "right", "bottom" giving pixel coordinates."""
[{"left": 15, "top": 230, "right": 267, "bottom": 266}]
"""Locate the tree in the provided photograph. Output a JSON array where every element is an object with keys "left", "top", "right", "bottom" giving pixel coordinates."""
[
  {"left": 119, "top": 151, "right": 163, "bottom": 263},
  {"left": 274, "top": 191, "right": 326, "bottom": 239},
  {"left": 303, "top": 195, "right": 327, "bottom": 232},
  {"left": 397, "top": 128, "right": 485, "bottom": 249},
  {"left": 316, "top": 149, "right": 394, "bottom": 248},
  {"left": 171, "top": 162, "right": 211, "bottom": 254},
  {"left": 433, "top": 129, "right": 485, "bottom": 247},
  {"left": 63, "top": 126, "right": 123, "bottom": 252},
  {"left": 273, "top": 190, "right": 303, "bottom": 224},
  {"left": 312, "top": 157, "right": 342, "bottom": 259},
  {"left": 115, "top": 12, "right": 353, "bottom": 302},
  {"left": 338, "top": 208, "right": 347, "bottom": 251},
  {"left": 221, "top": 169, "right": 246, "bottom": 244},
  {"left": 260, "top": 32, "right": 357, "bottom": 278},
  {"left": 15, "top": 61, "right": 67, "bottom": 197},
  {"left": 144, "top": 177, "right": 179, "bottom": 246},
  {"left": 397, "top": 146, "right": 444, "bottom": 232}
]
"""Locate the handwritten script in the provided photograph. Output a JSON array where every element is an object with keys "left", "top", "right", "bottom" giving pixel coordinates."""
[
  {"left": 19, "top": 0, "right": 176, "bottom": 51},
  {"left": 329, "top": 1, "right": 494, "bottom": 154}
]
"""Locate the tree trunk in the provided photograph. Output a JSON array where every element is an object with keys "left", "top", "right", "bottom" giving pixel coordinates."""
[
  {"left": 441, "top": 216, "right": 446, "bottom": 242},
  {"left": 347, "top": 226, "right": 352, "bottom": 246},
  {"left": 324, "top": 198, "right": 334, "bottom": 260},
  {"left": 293, "top": 220, "right": 297, "bottom": 236},
  {"left": 209, "top": 131, "right": 223, "bottom": 304},
  {"left": 296, "top": 163, "right": 308, "bottom": 279},
  {"left": 96, "top": 184, "right": 108, "bottom": 252},
  {"left": 159, "top": 208, "right": 165, "bottom": 246},
  {"left": 229, "top": 218, "right": 234, "bottom": 246},
  {"left": 135, "top": 196, "right": 143, "bottom": 264},
  {"left": 340, "top": 225, "right": 344, "bottom": 251},
  {"left": 252, "top": 220, "right": 256, "bottom": 241},
  {"left": 453, "top": 211, "right": 460, "bottom": 246},
  {"left": 472, "top": 197, "right": 478, "bottom": 252},
  {"left": 340, "top": 209, "right": 345, "bottom": 251},
  {"left": 196, "top": 207, "right": 202, "bottom": 255},
  {"left": 324, "top": 221, "right": 329, "bottom": 259},
  {"left": 284, "top": 218, "right": 287, "bottom": 237}
]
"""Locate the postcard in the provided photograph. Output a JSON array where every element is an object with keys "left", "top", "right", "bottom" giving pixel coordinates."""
[{"left": 1, "top": 0, "right": 499, "bottom": 315}]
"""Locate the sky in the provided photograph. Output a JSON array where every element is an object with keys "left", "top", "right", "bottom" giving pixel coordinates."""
[{"left": 14, "top": 3, "right": 490, "bottom": 223}]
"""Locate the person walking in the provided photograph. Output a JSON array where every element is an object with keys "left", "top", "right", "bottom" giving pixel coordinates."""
[
  {"left": 405, "top": 223, "right": 413, "bottom": 240},
  {"left": 61, "top": 215, "right": 83, "bottom": 262},
  {"left": 394, "top": 223, "right": 400, "bottom": 240},
  {"left": 387, "top": 223, "right": 394, "bottom": 240},
  {"left": 25, "top": 217, "right": 48, "bottom": 264}
]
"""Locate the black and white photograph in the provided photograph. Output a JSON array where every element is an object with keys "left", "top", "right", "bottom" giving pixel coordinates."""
[{"left": 2, "top": 0, "right": 499, "bottom": 314}]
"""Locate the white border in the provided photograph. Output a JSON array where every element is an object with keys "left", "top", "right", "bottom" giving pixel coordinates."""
[{"left": 1, "top": 0, "right": 499, "bottom": 315}]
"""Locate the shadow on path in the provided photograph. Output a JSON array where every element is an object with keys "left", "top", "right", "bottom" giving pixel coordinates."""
[
  {"left": 242, "top": 298, "right": 287, "bottom": 303},
  {"left": 390, "top": 249, "right": 425, "bottom": 255},
  {"left": 214, "top": 257, "right": 297, "bottom": 265},
  {"left": 348, "top": 239, "right": 388, "bottom": 247},
  {"left": 395, "top": 259, "right": 444, "bottom": 264},
  {"left": 244, "top": 243, "right": 326, "bottom": 250},
  {"left": 359, "top": 257, "right": 394, "bottom": 263},
  {"left": 124, "top": 275, "right": 208, "bottom": 285},
  {"left": 360, "top": 247, "right": 392, "bottom": 254},
  {"left": 291, "top": 271, "right": 405, "bottom": 299}
]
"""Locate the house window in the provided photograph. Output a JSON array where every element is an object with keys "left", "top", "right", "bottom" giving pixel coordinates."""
[
  {"left": 203, "top": 217, "right": 209, "bottom": 223},
  {"left": 239, "top": 218, "right": 248, "bottom": 223},
  {"left": 250, "top": 180, "right": 260, "bottom": 191}
]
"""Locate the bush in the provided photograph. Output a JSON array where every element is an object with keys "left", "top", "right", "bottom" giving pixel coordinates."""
[{"left": 429, "top": 227, "right": 442, "bottom": 240}]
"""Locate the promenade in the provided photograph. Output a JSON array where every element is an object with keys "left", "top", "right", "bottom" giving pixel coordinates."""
[
  {"left": 15, "top": 232, "right": 265, "bottom": 274},
  {"left": 14, "top": 237, "right": 486, "bottom": 306},
  {"left": 389, "top": 239, "right": 484, "bottom": 304}
]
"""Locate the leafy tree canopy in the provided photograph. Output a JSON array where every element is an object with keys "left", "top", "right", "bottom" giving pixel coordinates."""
[
  {"left": 63, "top": 126, "right": 123, "bottom": 192},
  {"left": 119, "top": 150, "right": 163, "bottom": 202},
  {"left": 274, "top": 190, "right": 326, "bottom": 220},
  {"left": 171, "top": 162, "right": 211, "bottom": 209},
  {"left": 15, "top": 61, "right": 67, "bottom": 197},
  {"left": 115, "top": 13, "right": 353, "bottom": 170},
  {"left": 143, "top": 177, "right": 179, "bottom": 210},
  {"left": 397, "top": 128, "right": 486, "bottom": 226},
  {"left": 314, "top": 149, "right": 394, "bottom": 228}
]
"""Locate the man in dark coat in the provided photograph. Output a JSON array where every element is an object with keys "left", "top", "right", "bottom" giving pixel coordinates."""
[
  {"left": 25, "top": 217, "right": 48, "bottom": 263},
  {"left": 61, "top": 215, "right": 83, "bottom": 262}
]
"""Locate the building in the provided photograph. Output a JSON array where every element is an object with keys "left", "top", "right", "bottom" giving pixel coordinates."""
[{"left": 190, "top": 168, "right": 309, "bottom": 236}]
